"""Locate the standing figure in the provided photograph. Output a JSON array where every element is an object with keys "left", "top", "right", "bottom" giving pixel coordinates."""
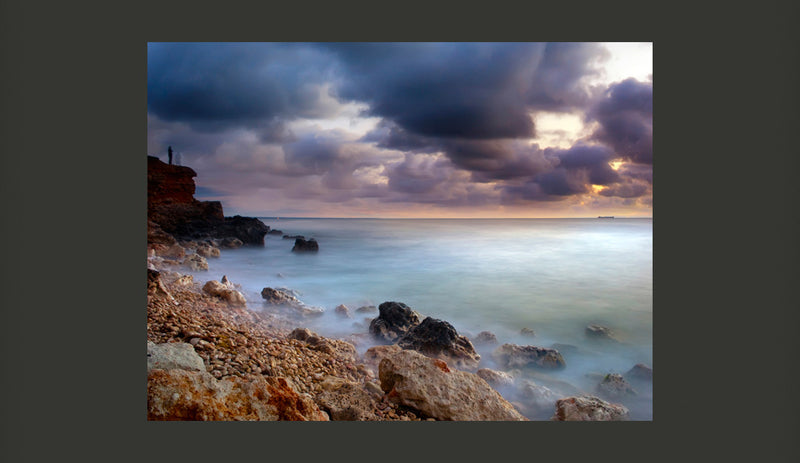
[{"left": 168, "top": 146, "right": 173, "bottom": 165}]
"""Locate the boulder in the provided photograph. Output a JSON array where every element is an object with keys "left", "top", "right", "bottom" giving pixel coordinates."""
[
  {"left": 492, "top": 343, "right": 566, "bottom": 370},
  {"left": 368, "top": 301, "right": 421, "bottom": 343},
  {"left": 397, "top": 317, "right": 481, "bottom": 370},
  {"left": 260, "top": 287, "right": 324, "bottom": 317},
  {"left": 147, "top": 369, "right": 329, "bottom": 421},
  {"left": 155, "top": 244, "right": 186, "bottom": 259},
  {"left": 196, "top": 244, "right": 221, "bottom": 258},
  {"left": 147, "top": 341, "right": 206, "bottom": 372},
  {"left": 314, "top": 376, "right": 381, "bottom": 421},
  {"left": 476, "top": 368, "right": 514, "bottom": 388},
  {"left": 202, "top": 280, "right": 247, "bottom": 307},
  {"left": 292, "top": 238, "right": 319, "bottom": 252},
  {"left": 334, "top": 304, "right": 352, "bottom": 318},
  {"left": 362, "top": 345, "right": 403, "bottom": 373},
  {"left": 551, "top": 396, "right": 630, "bottom": 421},
  {"left": 287, "top": 328, "right": 357, "bottom": 361},
  {"left": 182, "top": 254, "right": 208, "bottom": 271},
  {"left": 220, "top": 237, "right": 244, "bottom": 249},
  {"left": 473, "top": 331, "right": 498, "bottom": 345},
  {"left": 625, "top": 363, "right": 653, "bottom": 382},
  {"left": 378, "top": 350, "right": 527, "bottom": 421},
  {"left": 596, "top": 373, "right": 637, "bottom": 398},
  {"left": 585, "top": 324, "right": 618, "bottom": 342},
  {"left": 147, "top": 269, "right": 173, "bottom": 300}
]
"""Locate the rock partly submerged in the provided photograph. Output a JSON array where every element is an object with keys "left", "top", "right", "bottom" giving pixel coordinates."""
[
  {"left": 551, "top": 395, "right": 630, "bottom": 421},
  {"left": 261, "top": 287, "right": 325, "bottom": 317},
  {"left": 378, "top": 349, "right": 527, "bottom": 421},
  {"left": 492, "top": 343, "right": 566, "bottom": 370},
  {"left": 291, "top": 238, "right": 319, "bottom": 253},
  {"left": 397, "top": 317, "right": 481, "bottom": 370},
  {"left": 369, "top": 301, "right": 422, "bottom": 343}
]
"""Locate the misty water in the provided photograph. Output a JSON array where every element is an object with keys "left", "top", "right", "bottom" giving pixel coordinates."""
[{"left": 186, "top": 218, "right": 653, "bottom": 420}]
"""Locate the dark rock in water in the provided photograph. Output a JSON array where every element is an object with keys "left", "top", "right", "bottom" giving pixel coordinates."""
[
  {"left": 216, "top": 216, "right": 269, "bottom": 245},
  {"left": 292, "top": 238, "right": 319, "bottom": 252},
  {"left": 473, "top": 331, "right": 498, "bottom": 345},
  {"left": 283, "top": 234, "right": 305, "bottom": 240},
  {"left": 596, "top": 373, "right": 637, "bottom": 398},
  {"left": 492, "top": 343, "right": 566, "bottom": 370},
  {"left": 585, "top": 324, "right": 618, "bottom": 342},
  {"left": 368, "top": 301, "right": 421, "bottom": 343},
  {"left": 551, "top": 396, "right": 629, "bottom": 421},
  {"left": 260, "top": 288, "right": 324, "bottom": 317},
  {"left": 397, "top": 317, "right": 481, "bottom": 370},
  {"left": 355, "top": 305, "right": 377, "bottom": 313},
  {"left": 624, "top": 363, "right": 652, "bottom": 382},
  {"left": 267, "top": 229, "right": 283, "bottom": 235},
  {"left": 520, "top": 327, "right": 536, "bottom": 337},
  {"left": 219, "top": 237, "right": 243, "bottom": 248}
]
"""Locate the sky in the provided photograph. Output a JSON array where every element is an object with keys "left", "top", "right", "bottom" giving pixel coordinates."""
[{"left": 147, "top": 42, "right": 652, "bottom": 218}]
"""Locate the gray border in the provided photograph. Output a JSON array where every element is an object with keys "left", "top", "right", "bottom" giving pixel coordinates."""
[{"left": 2, "top": 0, "right": 799, "bottom": 461}]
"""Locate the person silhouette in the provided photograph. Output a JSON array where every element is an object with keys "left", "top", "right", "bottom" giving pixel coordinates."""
[{"left": 168, "top": 146, "right": 173, "bottom": 165}]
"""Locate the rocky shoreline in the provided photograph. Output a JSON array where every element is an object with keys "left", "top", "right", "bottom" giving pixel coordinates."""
[{"left": 146, "top": 157, "right": 651, "bottom": 421}]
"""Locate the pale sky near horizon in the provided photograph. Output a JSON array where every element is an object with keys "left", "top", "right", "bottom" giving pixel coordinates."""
[{"left": 148, "top": 42, "right": 653, "bottom": 218}]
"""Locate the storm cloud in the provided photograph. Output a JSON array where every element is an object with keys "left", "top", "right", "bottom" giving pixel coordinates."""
[{"left": 147, "top": 43, "right": 652, "bottom": 217}]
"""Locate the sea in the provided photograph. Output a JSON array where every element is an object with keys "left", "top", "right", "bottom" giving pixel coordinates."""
[{"left": 184, "top": 217, "right": 653, "bottom": 420}]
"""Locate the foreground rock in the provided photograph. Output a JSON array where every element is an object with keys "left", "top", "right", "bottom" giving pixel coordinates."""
[
  {"left": 379, "top": 350, "right": 527, "bottom": 421},
  {"left": 492, "top": 343, "right": 566, "bottom": 370},
  {"left": 368, "top": 301, "right": 421, "bottom": 343},
  {"left": 148, "top": 369, "right": 329, "bottom": 421},
  {"left": 551, "top": 396, "right": 630, "bottom": 421},
  {"left": 147, "top": 341, "right": 206, "bottom": 372},
  {"left": 314, "top": 376, "right": 381, "bottom": 421},
  {"left": 292, "top": 238, "right": 319, "bottom": 252},
  {"left": 288, "top": 328, "right": 357, "bottom": 361},
  {"left": 261, "top": 287, "right": 324, "bottom": 317},
  {"left": 202, "top": 280, "right": 247, "bottom": 307},
  {"left": 397, "top": 317, "right": 481, "bottom": 370}
]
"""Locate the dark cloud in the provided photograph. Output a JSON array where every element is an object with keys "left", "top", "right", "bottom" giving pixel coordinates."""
[
  {"left": 589, "top": 78, "right": 653, "bottom": 164},
  {"left": 556, "top": 143, "right": 620, "bottom": 185}
]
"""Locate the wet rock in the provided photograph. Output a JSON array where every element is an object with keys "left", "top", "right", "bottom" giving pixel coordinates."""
[
  {"left": 334, "top": 304, "right": 352, "bottom": 318},
  {"left": 260, "top": 287, "right": 324, "bottom": 317},
  {"left": 202, "top": 280, "right": 247, "bottom": 307},
  {"left": 520, "top": 327, "right": 536, "bottom": 337},
  {"left": 147, "top": 369, "right": 328, "bottom": 421},
  {"left": 551, "top": 396, "right": 629, "bottom": 421},
  {"left": 473, "top": 331, "right": 498, "bottom": 345},
  {"left": 182, "top": 254, "right": 209, "bottom": 271},
  {"left": 476, "top": 368, "right": 514, "bottom": 388},
  {"left": 492, "top": 343, "right": 566, "bottom": 370},
  {"left": 625, "top": 363, "right": 653, "bottom": 382},
  {"left": 147, "top": 341, "right": 206, "bottom": 372},
  {"left": 220, "top": 237, "right": 244, "bottom": 249},
  {"left": 378, "top": 349, "right": 527, "bottom": 421},
  {"left": 196, "top": 244, "right": 220, "bottom": 258},
  {"left": 368, "top": 301, "right": 421, "bottom": 343},
  {"left": 596, "top": 373, "right": 637, "bottom": 398},
  {"left": 585, "top": 324, "right": 618, "bottom": 342},
  {"left": 291, "top": 238, "right": 319, "bottom": 252},
  {"left": 397, "top": 317, "right": 481, "bottom": 370},
  {"left": 314, "top": 376, "right": 381, "bottom": 421}
]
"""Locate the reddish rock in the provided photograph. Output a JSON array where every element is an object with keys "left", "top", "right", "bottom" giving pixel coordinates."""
[
  {"left": 551, "top": 395, "right": 629, "bottom": 421},
  {"left": 492, "top": 343, "right": 566, "bottom": 370}
]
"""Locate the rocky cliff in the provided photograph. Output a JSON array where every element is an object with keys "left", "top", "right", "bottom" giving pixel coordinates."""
[{"left": 147, "top": 156, "right": 268, "bottom": 245}]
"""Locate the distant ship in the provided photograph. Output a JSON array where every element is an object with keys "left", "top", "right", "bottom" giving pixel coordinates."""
[{"left": 598, "top": 216, "right": 615, "bottom": 219}]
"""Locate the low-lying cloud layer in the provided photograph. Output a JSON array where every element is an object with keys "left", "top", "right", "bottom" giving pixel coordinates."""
[{"left": 148, "top": 43, "right": 652, "bottom": 217}]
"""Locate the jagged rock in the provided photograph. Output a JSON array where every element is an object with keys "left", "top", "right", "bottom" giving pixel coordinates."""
[
  {"left": 596, "top": 373, "right": 637, "bottom": 398},
  {"left": 148, "top": 220, "right": 177, "bottom": 246},
  {"left": 147, "top": 369, "right": 329, "bottom": 421},
  {"left": 182, "top": 254, "right": 209, "bottom": 271},
  {"left": 585, "top": 324, "right": 618, "bottom": 342},
  {"left": 368, "top": 301, "right": 421, "bottom": 343},
  {"left": 260, "top": 287, "right": 324, "bottom": 317},
  {"left": 551, "top": 396, "right": 629, "bottom": 421},
  {"left": 147, "top": 341, "right": 206, "bottom": 372},
  {"left": 476, "top": 368, "right": 514, "bottom": 388},
  {"left": 362, "top": 345, "right": 403, "bottom": 373},
  {"left": 154, "top": 244, "right": 186, "bottom": 259},
  {"left": 474, "top": 331, "right": 498, "bottom": 345},
  {"left": 625, "top": 363, "right": 653, "bottom": 382},
  {"left": 397, "top": 317, "right": 481, "bottom": 370},
  {"left": 520, "top": 327, "right": 536, "bottom": 337},
  {"left": 378, "top": 350, "right": 527, "bottom": 421},
  {"left": 202, "top": 280, "right": 247, "bottom": 307},
  {"left": 492, "top": 343, "right": 566, "bottom": 370},
  {"left": 334, "top": 304, "right": 352, "bottom": 318},
  {"left": 288, "top": 328, "right": 357, "bottom": 361},
  {"left": 314, "top": 376, "right": 381, "bottom": 421},
  {"left": 196, "top": 244, "right": 220, "bottom": 258},
  {"left": 147, "top": 269, "right": 174, "bottom": 300},
  {"left": 292, "top": 238, "right": 319, "bottom": 252}
]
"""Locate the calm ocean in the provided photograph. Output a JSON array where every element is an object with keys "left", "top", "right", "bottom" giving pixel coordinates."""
[{"left": 185, "top": 217, "right": 653, "bottom": 419}]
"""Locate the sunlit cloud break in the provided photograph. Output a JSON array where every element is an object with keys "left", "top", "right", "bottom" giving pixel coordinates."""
[{"left": 147, "top": 42, "right": 652, "bottom": 218}]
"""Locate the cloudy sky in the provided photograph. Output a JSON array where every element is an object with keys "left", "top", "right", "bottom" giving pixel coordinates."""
[{"left": 147, "top": 42, "right": 652, "bottom": 218}]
